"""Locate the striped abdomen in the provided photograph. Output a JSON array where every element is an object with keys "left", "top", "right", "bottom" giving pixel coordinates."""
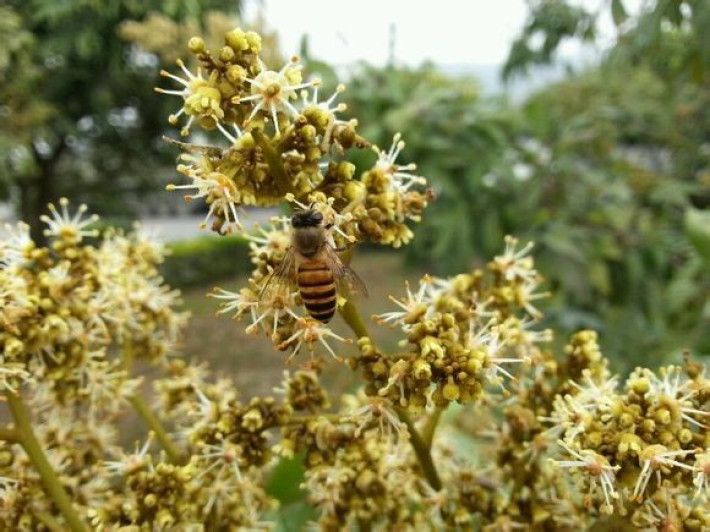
[{"left": 297, "top": 260, "right": 336, "bottom": 323}]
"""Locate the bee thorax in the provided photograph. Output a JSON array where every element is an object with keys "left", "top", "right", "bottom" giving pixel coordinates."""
[{"left": 292, "top": 226, "right": 325, "bottom": 258}]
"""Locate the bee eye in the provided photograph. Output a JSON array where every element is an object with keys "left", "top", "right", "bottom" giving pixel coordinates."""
[{"left": 312, "top": 212, "right": 323, "bottom": 222}]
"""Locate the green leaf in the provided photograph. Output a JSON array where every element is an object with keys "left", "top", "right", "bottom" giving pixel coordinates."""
[
  {"left": 269, "top": 501, "right": 317, "bottom": 532},
  {"left": 264, "top": 454, "right": 318, "bottom": 531},
  {"left": 685, "top": 208, "right": 710, "bottom": 264},
  {"left": 611, "top": 0, "right": 628, "bottom": 26},
  {"left": 266, "top": 454, "right": 307, "bottom": 505}
]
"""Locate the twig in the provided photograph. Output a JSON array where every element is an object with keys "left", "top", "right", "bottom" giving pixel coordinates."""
[
  {"left": 396, "top": 408, "right": 442, "bottom": 491},
  {"left": 129, "top": 394, "right": 183, "bottom": 465}
]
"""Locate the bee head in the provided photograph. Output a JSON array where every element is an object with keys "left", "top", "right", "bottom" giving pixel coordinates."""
[{"left": 291, "top": 209, "right": 324, "bottom": 228}]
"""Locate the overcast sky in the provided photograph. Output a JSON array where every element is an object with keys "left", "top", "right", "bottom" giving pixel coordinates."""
[{"left": 242, "top": 0, "right": 643, "bottom": 68}]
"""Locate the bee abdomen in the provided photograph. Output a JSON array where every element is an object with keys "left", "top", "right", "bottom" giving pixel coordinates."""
[{"left": 298, "top": 261, "right": 336, "bottom": 323}]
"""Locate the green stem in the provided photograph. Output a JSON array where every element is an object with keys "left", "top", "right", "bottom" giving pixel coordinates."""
[
  {"left": 339, "top": 297, "right": 370, "bottom": 339},
  {"left": 121, "top": 336, "right": 134, "bottom": 375},
  {"left": 122, "top": 339, "right": 182, "bottom": 464},
  {"left": 129, "top": 394, "right": 182, "bottom": 464},
  {"left": 6, "top": 392, "right": 88, "bottom": 532},
  {"left": 421, "top": 406, "right": 444, "bottom": 450},
  {"left": 338, "top": 293, "right": 442, "bottom": 491},
  {"left": 252, "top": 128, "right": 292, "bottom": 196},
  {"left": 396, "top": 408, "right": 442, "bottom": 491}
]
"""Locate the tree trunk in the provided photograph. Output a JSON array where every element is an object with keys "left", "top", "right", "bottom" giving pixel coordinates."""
[{"left": 27, "top": 137, "right": 66, "bottom": 245}]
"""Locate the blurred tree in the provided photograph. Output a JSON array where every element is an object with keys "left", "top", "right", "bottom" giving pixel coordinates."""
[
  {"left": 503, "top": 0, "right": 710, "bottom": 85},
  {"left": 500, "top": 0, "right": 710, "bottom": 368},
  {"left": 343, "top": 54, "right": 710, "bottom": 370},
  {"left": 0, "top": 0, "right": 244, "bottom": 242}
]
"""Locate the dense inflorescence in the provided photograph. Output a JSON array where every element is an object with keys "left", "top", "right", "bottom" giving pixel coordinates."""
[
  {"left": 160, "top": 28, "right": 431, "bottom": 361},
  {"left": 1, "top": 26, "right": 708, "bottom": 532},
  {"left": 0, "top": 199, "right": 187, "bottom": 404}
]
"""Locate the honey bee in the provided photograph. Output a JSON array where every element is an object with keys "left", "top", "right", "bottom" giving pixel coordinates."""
[{"left": 260, "top": 209, "right": 366, "bottom": 323}]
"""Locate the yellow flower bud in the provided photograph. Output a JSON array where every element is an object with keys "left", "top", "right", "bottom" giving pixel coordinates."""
[
  {"left": 225, "top": 28, "right": 248, "bottom": 51},
  {"left": 143, "top": 493, "right": 157, "bottom": 508},
  {"left": 219, "top": 45, "right": 236, "bottom": 62},
  {"left": 442, "top": 380, "right": 460, "bottom": 402},
  {"left": 412, "top": 359, "right": 431, "bottom": 381},
  {"left": 188, "top": 36, "right": 205, "bottom": 54}
]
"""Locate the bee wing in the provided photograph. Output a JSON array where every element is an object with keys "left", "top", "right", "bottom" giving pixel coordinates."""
[
  {"left": 259, "top": 247, "right": 298, "bottom": 306},
  {"left": 162, "top": 135, "right": 224, "bottom": 156},
  {"left": 323, "top": 245, "right": 368, "bottom": 298}
]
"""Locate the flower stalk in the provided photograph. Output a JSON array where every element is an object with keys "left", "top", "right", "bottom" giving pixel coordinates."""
[
  {"left": 422, "top": 406, "right": 444, "bottom": 450},
  {"left": 397, "top": 408, "right": 442, "bottom": 491},
  {"left": 338, "top": 289, "right": 443, "bottom": 490},
  {"left": 128, "top": 394, "right": 182, "bottom": 465},
  {"left": 122, "top": 338, "right": 182, "bottom": 464},
  {"left": 251, "top": 128, "right": 292, "bottom": 196},
  {"left": 5, "top": 391, "right": 88, "bottom": 532}
]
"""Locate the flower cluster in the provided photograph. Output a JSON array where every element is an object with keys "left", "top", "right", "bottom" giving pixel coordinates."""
[
  {"left": 0, "top": 200, "right": 189, "bottom": 529},
  {"left": 159, "top": 27, "right": 431, "bottom": 361},
  {"left": 547, "top": 347, "right": 710, "bottom": 526},
  {"left": 352, "top": 236, "right": 550, "bottom": 411},
  {"left": 0, "top": 200, "right": 187, "bottom": 405},
  {"left": 159, "top": 26, "right": 429, "bottom": 244},
  {"left": 444, "top": 330, "right": 710, "bottom": 530}
]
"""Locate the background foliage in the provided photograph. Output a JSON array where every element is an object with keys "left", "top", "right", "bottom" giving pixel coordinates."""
[
  {"left": 0, "top": 0, "right": 245, "bottom": 242},
  {"left": 336, "top": 0, "right": 710, "bottom": 372}
]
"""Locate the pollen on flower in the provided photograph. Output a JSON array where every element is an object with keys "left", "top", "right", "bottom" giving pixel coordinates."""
[
  {"left": 245, "top": 216, "right": 291, "bottom": 260},
  {"left": 0, "top": 222, "right": 34, "bottom": 268},
  {"left": 373, "top": 276, "right": 433, "bottom": 329},
  {"left": 237, "top": 56, "right": 317, "bottom": 135},
  {"left": 167, "top": 171, "right": 242, "bottom": 232},
  {"left": 211, "top": 283, "right": 298, "bottom": 339},
  {"left": 490, "top": 235, "right": 537, "bottom": 283},
  {"left": 647, "top": 365, "right": 710, "bottom": 428},
  {"left": 345, "top": 396, "right": 408, "bottom": 439},
  {"left": 553, "top": 441, "right": 620, "bottom": 513},
  {"left": 276, "top": 317, "right": 352, "bottom": 362},
  {"left": 156, "top": 59, "right": 223, "bottom": 135},
  {"left": 372, "top": 133, "right": 427, "bottom": 192},
  {"left": 102, "top": 433, "right": 154, "bottom": 476},
  {"left": 40, "top": 198, "right": 99, "bottom": 242},
  {"left": 631, "top": 445, "right": 696, "bottom": 502},
  {"left": 193, "top": 439, "right": 244, "bottom": 483},
  {"left": 300, "top": 81, "right": 350, "bottom": 149}
]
